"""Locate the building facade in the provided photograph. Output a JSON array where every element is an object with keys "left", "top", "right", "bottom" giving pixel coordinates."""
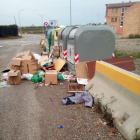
[
  {"left": 123, "top": 2, "right": 140, "bottom": 37},
  {"left": 105, "top": 1, "right": 138, "bottom": 35}
]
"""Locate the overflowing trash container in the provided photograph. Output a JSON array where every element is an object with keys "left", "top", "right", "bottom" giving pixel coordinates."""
[
  {"left": 47, "top": 29, "right": 54, "bottom": 52},
  {"left": 45, "top": 29, "right": 50, "bottom": 50},
  {"left": 58, "top": 26, "right": 78, "bottom": 59},
  {"left": 58, "top": 27, "right": 66, "bottom": 47},
  {"left": 54, "top": 28, "right": 62, "bottom": 46},
  {"left": 66, "top": 25, "right": 115, "bottom": 74}
]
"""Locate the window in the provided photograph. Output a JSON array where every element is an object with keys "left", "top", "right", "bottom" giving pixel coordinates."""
[
  {"left": 120, "top": 21, "right": 123, "bottom": 27},
  {"left": 115, "top": 8, "right": 118, "bottom": 13},
  {"left": 112, "top": 9, "right": 114, "bottom": 13},
  {"left": 121, "top": 7, "right": 127, "bottom": 20},
  {"left": 115, "top": 17, "right": 117, "bottom": 22},
  {"left": 111, "top": 18, "right": 114, "bottom": 22}
]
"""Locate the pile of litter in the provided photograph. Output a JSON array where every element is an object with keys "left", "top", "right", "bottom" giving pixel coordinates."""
[{"left": 1, "top": 46, "right": 93, "bottom": 107}]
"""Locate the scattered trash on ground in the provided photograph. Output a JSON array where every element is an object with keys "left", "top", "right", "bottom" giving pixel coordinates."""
[
  {"left": 57, "top": 74, "right": 64, "bottom": 81},
  {"left": 61, "top": 90, "right": 93, "bottom": 107},
  {"left": 58, "top": 126, "right": 63, "bottom": 128},
  {"left": 68, "top": 80, "right": 85, "bottom": 93},
  {"left": 0, "top": 81, "right": 10, "bottom": 88}
]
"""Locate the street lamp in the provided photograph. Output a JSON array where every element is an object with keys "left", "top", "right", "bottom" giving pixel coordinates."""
[
  {"left": 37, "top": 14, "right": 46, "bottom": 34},
  {"left": 97, "top": 14, "right": 99, "bottom": 24},
  {"left": 18, "top": 9, "right": 24, "bottom": 36},
  {"left": 70, "top": 0, "right": 72, "bottom": 26}
]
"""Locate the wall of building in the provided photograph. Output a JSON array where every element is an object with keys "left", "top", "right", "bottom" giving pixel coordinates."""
[
  {"left": 123, "top": 2, "right": 140, "bottom": 38},
  {"left": 106, "top": 8, "right": 121, "bottom": 34}
]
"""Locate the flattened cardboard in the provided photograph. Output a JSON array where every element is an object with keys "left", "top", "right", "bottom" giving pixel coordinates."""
[
  {"left": 45, "top": 70, "right": 57, "bottom": 84},
  {"left": 86, "top": 61, "right": 96, "bottom": 79},
  {"left": 42, "top": 51, "right": 49, "bottom": 56},
  {"left": 54, "top": 57, "right": 66, "bottom": 72},
  {"left": 12, "top": 58, "right": 22, "bottom": 66},
  {"left": 38, "top": 56, "right": 48, "bottom": 66},
  {"left": 8, "top": 70, "right": 21, "bottom": 85},
  {"left": 20, "top": 60, "right": 38, "bottom": 75},
  {"left": 53, "top": 46, "right": 59, "bottom": 57},
  {"left": 75, "top": 62, "right": 90, "bottom": 79}
]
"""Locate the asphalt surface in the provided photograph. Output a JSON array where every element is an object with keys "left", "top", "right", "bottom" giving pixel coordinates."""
[
  {"left": 0, "top": 35, "right": 125, "bottom": 140},
  {"left": 0, "top": 34, "right": 43, "bottom": 140}
]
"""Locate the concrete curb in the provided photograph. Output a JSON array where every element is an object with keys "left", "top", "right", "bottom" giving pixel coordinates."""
[{"left": 85, "top": 61, "right": 140, "bottom": 140}]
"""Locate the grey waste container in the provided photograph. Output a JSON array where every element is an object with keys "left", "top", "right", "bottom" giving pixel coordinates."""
[
  {"left": 45, "top": 29, "right": 50, "bottom": 50},
  {"left": 47, "top": 29, "right": 54, "bottom": 52},
  {"left": 58, "top": 27, "right": 66, "bottom": 47},
  {"left": 59, "top": 26, "right": 78, "bottom": 59},
  {"left": 51, "top": 29, "right": 55, "bottom": 46},
  {"left": 67, "top": 25, "right": 115, "bottom": 75}
]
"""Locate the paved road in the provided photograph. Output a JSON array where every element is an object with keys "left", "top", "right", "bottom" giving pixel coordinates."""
[
  {"left": 0, "top": 34, "right": 43, "bottom": 74},
  {"left": 0, "top": 34, "right": 43, "bottom": 140},
  {"left": 0, "top": 35, "right": 125, "bottom": 140}
]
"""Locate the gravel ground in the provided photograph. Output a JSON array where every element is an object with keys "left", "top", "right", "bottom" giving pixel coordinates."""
[
  {"left": 115, "top": 38, "right": 140, "bottom": 52},
  {"left": 133, "top": 58, "right": 140, "bottom": 75},
  {"left": 116, "top": 38, "right": 140, "bottom": 75},
  {"left": 34, "top": 80, "right": 125, "bottom": 140}
]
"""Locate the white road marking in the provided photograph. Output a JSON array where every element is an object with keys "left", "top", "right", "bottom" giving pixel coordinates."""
[{"left": 0, "top": 46, "right": 3, "bottom": 47}]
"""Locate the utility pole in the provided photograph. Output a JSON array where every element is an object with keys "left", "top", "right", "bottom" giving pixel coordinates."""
[
  {"left": 18, "top": 9, "right": 24, "bottom": 36},
  {"left": 97, "top": 14, "right": 99, "bottom": 24},
  {"left": 14, "top": 16, "right": 16, "bottom": 25},
  {"left": 70, "top": 0, "right": 72, "bottom": 26},
  {"left": 37, "top": 14, "right": 46, "bottom": 34}
]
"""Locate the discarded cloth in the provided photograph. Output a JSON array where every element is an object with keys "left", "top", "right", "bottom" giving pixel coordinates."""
[{"left": 61, "top": 90, "right": 93, "bottom": 107}]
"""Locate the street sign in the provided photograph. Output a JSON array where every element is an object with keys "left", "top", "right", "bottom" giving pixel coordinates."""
[
  {"left": 49, "top": 20, "right": 58, "bottom": 27},
  {"left": 44, "top": 22, "right": 49, "bottom": 28}
]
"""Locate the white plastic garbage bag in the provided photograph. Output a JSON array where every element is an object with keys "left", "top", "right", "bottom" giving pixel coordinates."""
[
  {"left": 22, "top": 73, "right": 33, "bottom": 80},
  {"left": 2, "top": 73, "right": 8, "bottom": 79},
  {"left": 33, "top": 54, "right": 41, "bottom": 60}
]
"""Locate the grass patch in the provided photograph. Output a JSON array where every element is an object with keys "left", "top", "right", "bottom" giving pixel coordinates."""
[
  {"left": 133, "top": 128, "right": 140, "bottom": 140},
  {"left": 128, "top": 34, "right": 140, "bottom": 39},
  {"left": 21, "top": 26, "right": 54, "bottom": 34},
  {"left": 115, "top": 50, "right": 140, "bottom": 60}
]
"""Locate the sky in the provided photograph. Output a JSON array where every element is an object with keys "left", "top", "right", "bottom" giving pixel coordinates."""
[{"left": 0, "top": 0, "right": 138, "bottom": 26}]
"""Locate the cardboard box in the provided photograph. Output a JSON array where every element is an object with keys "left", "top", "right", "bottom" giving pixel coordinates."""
[
  {"left": 45, "top": 70, "right": 57, "bottom": 85},
  {"left": 42, "top": 51, "right": 49, "bottom": 56},
  {"left": 20, "top": 60, "right": 38, "bottom": 75},
  {"left": 16, "top": 51, "right": 35, "bottom": 60},
  {"left": 38, "top": 56, "right": 48, "bottom": 66},
  {"left": 53, "top": 46, "right": 59, "bottom": 56},
  {"left": 12, "top": 58, "right": 22, "bottom": 66},
  {"left": 10, "top": 65, "right": 20, "bottom": 71},
  {"left": 8, "top": 70, "right": 21, "bottom": 85}
]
